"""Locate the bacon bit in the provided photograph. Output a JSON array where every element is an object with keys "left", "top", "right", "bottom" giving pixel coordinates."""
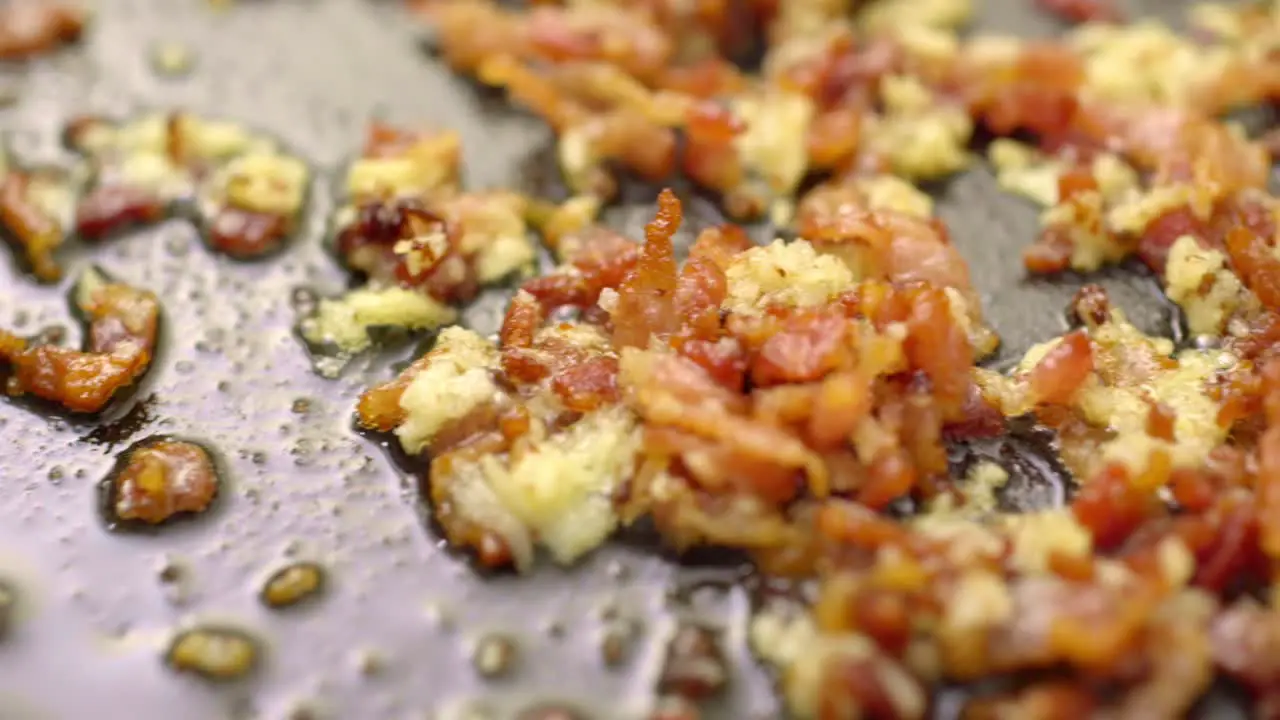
[
  {"left": 1146, "top": 401, "right": 1177, "bottom": 442},
  {"left": 206, "top": 208, "right": 290, "bottom": 259},
  {"left": 1023, "top": 228, "right": 1074, "bottom": 275},
  {"left": 1028, "top": 330, "right": 1093, "bottom": 406},
  {"left": 751, "top": 311, "right": 853, "bottom": 387},
  {"left": 0, "top": 172, "right": 63, "bottom": 281},
  {"left": 807, "top": 371, "right": 872, "bottom": 451},
  {"left": 109, "top": 440, "right": 220, "bottom": 525},
  {"left": 858, "top": 449, "right": 916, "bottom": 510},
  {"left": 338, "top": 199, "right": 446, "bottom": 268},
  {"left": 904, "top": 288, "right": 973, "bottom": 414},
  {"left": 674, "top": 256, "right": 729, "bottom": 340},
  {"left": 8, "top": 279, "right": 158, "bottom": 413},
  {"left": 1057, "top": 166, "right": 1098, "bottom": 202},
  {"left": 1071, "top": 463, "right": 1152, "bottom": 550},
  {"left": 1193, "top": 500, "right": 1260, "bottom": 593},
  {"left": 1258, "top": 422, "right": 1280, "bottom": 562},
  {"left": 681, "top": 103, "right": 745, "bottom": 194},
  {"left": 0, "top": 2, "right": 85, "bottom": 61},
  {"left": 807, "top": 108, "right": 861, "bottom": 171},
  {"left": 685, "top": 100, "right": 744, "bottom": 143},
  {"left": 75, "top": 185, "right": 166, "bottom": 241},
  {"left": 523, "top": 5, "right": 673, "bottom": 82},
  {"left": 1226, "top": 226, "right": 1280, "bottom": 310},
  {"left": 356, "top": 369, "right": 417, "bottom": 432},
  {"left": 973, "top": 45, "right": 1083, "bottom": 139},
  {"left": 1138, "top": 207, "right": 1207, "bottom": 272},
  {"left": 944, "top": 384, "right": 1006, "bottom": 439},
  {"left": 657, "top": 59, "right": 745, "bottom": 98},
  {"left": 500, "top": 292, "right": 543, "bottom": 349},
  {"left": 551, "top": 355, "right": 620, "bottom": 412},
  {"left": 363, "top": 122, "right": 431, "bottom": 158},
  {"left": 674, "top": 337, "right": 747, "bottom": 391},
  {"left": 611, "top": 189, "right": 681, "bottom": 349},
  {"left": 816, "top": 500, "right": 909, "bottom": 548},
  {"left": 1068, "top": 284, "right": 1110, "bottom": 328},
  {"left": 1035, "top": 0, "right": 1122, "bottom": 24}
]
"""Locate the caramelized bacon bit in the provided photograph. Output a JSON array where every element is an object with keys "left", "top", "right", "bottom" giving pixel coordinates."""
[
  {"left": 0, "top": 2, "right": 85, "bottom": 61},
  {"left": 1068, "top": 283, "right": 1110, "bottom": 328},
  {"left": 1225, "top": 226, "right": 1280, "bottom": 310},
  {"left": 751, "top": 311, "right": 852, "bottom": 387},
  {"left": 3, "top": 271, "right": 159, "bottom": 413},
  {"left": 1071, "top": 464, "right": 1152, "bottom": 550},
  {"left": 551, "top": 355, "right": 620, "bottom": 412},
  {"left": 206, "top": 208, "right": 290, "bottom": 259},
  {"left": 611, "top": 189, "right": 681, "bottom": 349},
  {"left": 1146, "top": 400, "right": 1177, "bottom": 442},
  {"left": 75, "top": 185, "right": 165, "bottom": 241},
  {"left": 107, "top": 440, "right": 220, "bottom": 526},
  {"left": 1035, "top": 0, "right": 1121, "bottom": 24},
  {"left": 1028, "top": 330, "right": 1093, "bottom": 406}
]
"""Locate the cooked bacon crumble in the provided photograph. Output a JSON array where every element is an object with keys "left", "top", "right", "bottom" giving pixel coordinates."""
[{"left": 1, "top": 267, "right": 158, "bottom": 413}]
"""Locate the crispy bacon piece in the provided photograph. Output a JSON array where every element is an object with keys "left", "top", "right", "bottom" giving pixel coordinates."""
[
  {"left": 206, "top": 207, "right": 291, "bottom": 259},
  {"left": 2, "top": 272, "right": 159, "bottom": 413},
  {"left": 108, "top": 440, "right": 220, "bottom": 525},
  {"left": 610, "top": 189, "right": 681, "bottom": 349},
  {"left": 0, "top": 2, "right": 85, "bottom": 61},
  {"left": 75, "top": 185, "right": 166, "bottom": 241},
  {"left": 1028, "top": 330, "right": 1093, "bottom": 405},
  {"left": 1034, "top": 0, "right": 1121, "bottom": 24}
]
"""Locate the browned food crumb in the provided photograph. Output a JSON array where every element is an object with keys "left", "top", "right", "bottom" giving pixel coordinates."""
[
  {"left": 2, "top": 268, "right": 159, "bottom": 413},
  {"left": 260, "top": 562, "right": 324, "bottom": 608},
  {"left": 657, "top": 624, "right": 729, "bottom": 701},
  {"left": 299, "top": 122, "right": 536, "bottom": 364},
  {"left": 471, "top": 632, "right": 519, "bottom": 679},
  {"left": 108, "top": 439, "right": 219, "bottom": 525},
  {"left": 0, "top": 2, "right": 85, "bottom": 61},
  {"left": 166, "top": 627, "right": 258, "bottom": 681},
  {"left": 65, "top": 112, "right": 309, "bottom": 258}
]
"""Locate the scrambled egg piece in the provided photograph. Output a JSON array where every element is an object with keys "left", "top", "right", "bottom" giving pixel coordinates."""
[
  {"left": 301, "top": 286, "right": 457, "bottom": 356},
  {"left": 1001, "top": 510, "right": 1092, "bottom": 574},
  {"left": 732, "top": 90, "right": 816, "bottom": 199},
  {"left": 1051, "top": 314, "right": 1238, "bottom": 473},
  {"left": 723, "top": 239, "right": 856, "bottom": 315},
  {"left": 989, "top": 139, "right": 1064, "bottom": 207},
  {"left": 1165, "top": 234, "right": 1246, "bottom": 336},
  {"left": 990, "top": 139, "right": 1138, "bottom": 210},
  {"left": 865, "top": 102, "right": 973, "bottom": 181},
  {"left": 1042, "top": 190, "right": 1126, "bottom": 272},
  {"left": 1072, "top": 20, "right": 1234, "bottom": 107}
]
